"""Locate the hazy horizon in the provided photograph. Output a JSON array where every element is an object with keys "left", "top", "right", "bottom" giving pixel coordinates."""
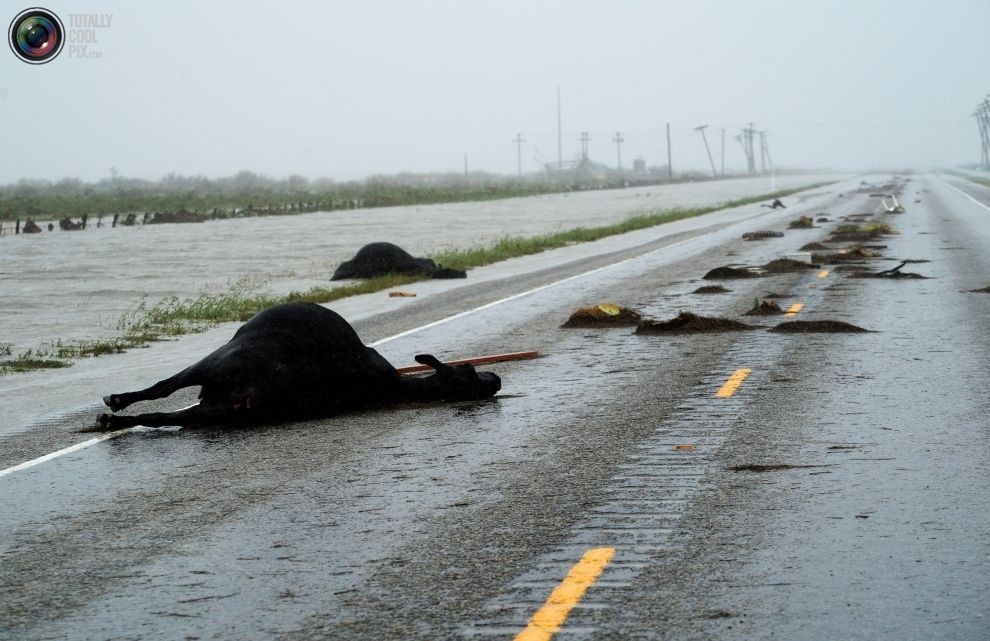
[{"left": 2, "top": 0, "right": 988, "bottom": 184}]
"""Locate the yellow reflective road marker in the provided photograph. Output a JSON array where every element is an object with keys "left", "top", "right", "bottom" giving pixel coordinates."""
[
  {"left": 515, "top": 547, "right": 615, "bottom": 641},
  {"left": 784, "top": 302, "right": 804, "bottom": 317},
  {"left": 716, "top": 368, "right": 752, "bottom": 398},
  {"left": 817, "top": 269, "right": 830, "bottom": 278}
]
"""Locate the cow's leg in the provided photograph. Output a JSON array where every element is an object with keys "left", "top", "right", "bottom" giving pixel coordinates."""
[
  {"left": 86, "top": 402, "right": 231, "bottom": 432},
  {"left": 103, "top": 365, "right": 200, "bottom": 412}
]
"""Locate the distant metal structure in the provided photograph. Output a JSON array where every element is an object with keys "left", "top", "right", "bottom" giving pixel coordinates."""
[
  {"left": 694, "top": 125, "right": 717, "bottom": 178},
  {"left": 513, "top": 133, "right": 525, "bottom": 176},
  {"left": 612, "top": 131, "right": 625, "bottom": 171},
  {"left": 720, "top": 127, "right": 726, "bottom": 177},
  {"left": 578, "top": 131, "right": 591, "bottom": 166},
  {"left": 666, "top": 123, "right": 673, "bottom": 179},
  {"left": 975, "top": 97, "right": 990, "bottom": 170},
  {"left": 738, "top": 123, "right": 758, "bottom": 175}
]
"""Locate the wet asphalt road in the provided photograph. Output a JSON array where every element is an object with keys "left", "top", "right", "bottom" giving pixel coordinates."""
[{"left": 1, "top": 174, "right": 989, "bottom": 640}]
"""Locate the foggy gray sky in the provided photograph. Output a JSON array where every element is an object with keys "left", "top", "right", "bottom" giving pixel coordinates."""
[{"left": 2, "top": 0, "right": 989, "bottom": 184}]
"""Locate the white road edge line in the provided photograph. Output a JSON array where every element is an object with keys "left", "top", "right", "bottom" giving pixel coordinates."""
[
  {"left": 0, "top": 429, "right": 132, "bottom": 478},
  {"left": 938, "top": 176, "right": 990, "bottom": 213}
]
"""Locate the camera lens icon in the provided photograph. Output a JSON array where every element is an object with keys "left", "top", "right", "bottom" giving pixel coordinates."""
[{"left": 9, "top": 8, "right": 65, "bottom": 64}]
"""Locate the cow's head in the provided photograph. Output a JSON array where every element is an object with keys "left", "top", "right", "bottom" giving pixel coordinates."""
[{"left": 410, "top": 354, "right": 501, "bottom": 401}]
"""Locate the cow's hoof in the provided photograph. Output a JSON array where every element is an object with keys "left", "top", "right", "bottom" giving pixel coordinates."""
[
  {"left": 104, "top": 394, "right": 123, "bottom": 411},
  {"left": 81, "top": 413, "right": 113, "bottom": 433}
]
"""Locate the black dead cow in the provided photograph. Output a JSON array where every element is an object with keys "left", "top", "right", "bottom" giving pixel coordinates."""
[
  {"left": 91, "top": 302, "right": 500, "bottom": 431},
  {"left": 331, "top": 242, "right": 466, "bottom": 280}
]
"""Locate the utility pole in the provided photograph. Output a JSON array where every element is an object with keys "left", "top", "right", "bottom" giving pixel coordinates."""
[
  {"left": 757, "top": 131, "right": 767, "bottom": 174},
  {"left": 578, "top": 131, "right": 591, "bottom": 166},
  {"left": 613, "top": 131, "right": 624, "bottom": 171},
  {"left": 556, "top": 86, "right": 562, "bottom": 171},
  {"left": 763, "top": 134, "right": 774, "bottom": 174},
  {"left": 666, "top": 122, "right": 673, "bottom": 179},
  {"left": 739, "top": 123, "right": 758, "bottom": 175},
  {"left": 513, "top": 133, "right": 525, "bottom": 176},
  {"left": 694, "top": 124, "right": 717, "bottom": 178},
  {"left": 720, "top": 128, "right": 725, "bottom": 177},
  {"left": 976, "top": 99, "right": 990, "bottom": 170}
]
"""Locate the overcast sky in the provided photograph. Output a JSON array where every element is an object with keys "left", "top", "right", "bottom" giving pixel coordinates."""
[{"left": 2, "top": 0, "right": 989, "bottom": 184}]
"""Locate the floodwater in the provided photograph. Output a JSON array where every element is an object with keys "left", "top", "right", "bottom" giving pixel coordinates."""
[{"left": 0, "top": 175, "right": 834, "bottom": 355}]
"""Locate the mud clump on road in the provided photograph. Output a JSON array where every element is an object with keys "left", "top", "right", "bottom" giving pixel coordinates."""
[
  {"left": 787, "top": 216, "right": 815, "bottom": 229},
  {"left": 850, "top": 260, "right": 928, "bottom": 279},
  {"left": 703, "top": 265, "right": 760, "bottom": 279},
  {"left": 742, "top": 230, "right": 784, "bottom": 241},
  {"left": 812, "top": 245, "right": 883, "bottom": 264},
  {"left": 763, "top": 258, "right": 820, "bottom": 273},
  {"left": 967, "top": 285, "right": 990, "bottom": 293},
  {"left": 744, "top": 299, "right": 784, "bottom": 316},
  {"left": 729, "top": 463, "right": 831, "bottom": 472},
  {"left": 562, "top": 303, "right": 642, "bottom": 328},
  {"left": 637, "top": 312, "right": 756, "bottom": 334},
  {"left": 770, "top": 320, "right": 871, "bottom": 333},
  {"left": 800, "top": 241, "right": 830, "bottom": 251},
  {"left": 693, "top": 285, "right": 731, "bottom": 294},
  {"left": 829, "top": 222, "right": 897, "bottom": 243}
]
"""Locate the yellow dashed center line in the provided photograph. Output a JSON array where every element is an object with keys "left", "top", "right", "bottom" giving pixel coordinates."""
[
  {"left": 716, "top": 368, "right": 751, "bottom": 398},
  {"left": 515, "top": 547, "right": 615, "bottom": 641},
  {"left": 784, "top": 302, "right": 804, "bottom": 316},
  {"left": 817, "top": 269, "right": 830, "bottom": 279}
]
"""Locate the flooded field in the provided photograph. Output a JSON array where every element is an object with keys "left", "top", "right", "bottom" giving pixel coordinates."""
[{"left": 1, "top": 175, "right": 835, "bottom": 356}]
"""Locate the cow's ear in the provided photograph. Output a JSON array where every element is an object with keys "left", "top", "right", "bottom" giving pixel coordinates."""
[{"left": 414, "top": 354, "right": 446, "bottom": 371}]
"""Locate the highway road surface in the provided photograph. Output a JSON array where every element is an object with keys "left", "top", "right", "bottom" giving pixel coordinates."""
[{"left": 1, "top": 173, "right": 988, "bottom": 640}]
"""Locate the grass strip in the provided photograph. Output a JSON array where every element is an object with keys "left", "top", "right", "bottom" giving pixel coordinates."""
[{"left": 2, "top": 183, "right": 831, "bottom": 374}]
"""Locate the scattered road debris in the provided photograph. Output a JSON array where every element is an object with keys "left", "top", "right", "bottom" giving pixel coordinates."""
[
  {"left": 637, "top": 312, "right": 756, "bottom": 334},
  {"left": 788, "top": 216, "right": 815, "bottom": 229},
  {"left": 395, "top": 350, "right": 540, "bottom": 375},
  {"left": 763, "top": 258, "right": 821, "bottom": 273},
  {"left": 769, "top": 320, "right": 871, "bottom": 333},
  {"left": 562, "top": 303, "right": 642, "bottom": 328},
  {"left": 742, "top": 230, "right": 784, "bottom": 241},
  {"left": 744, "top": 299, "right": 785, "bottom": 316},
  {"left": 692, "top": 285, "right": 731, "bottom": 294},
  {"left": 703, "top": 266, "right": 760, "bottom": 279}
]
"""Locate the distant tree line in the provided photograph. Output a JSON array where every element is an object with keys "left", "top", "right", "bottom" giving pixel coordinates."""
[{"left": 0, "top": 170, "right": 582, "bottom": 223}]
